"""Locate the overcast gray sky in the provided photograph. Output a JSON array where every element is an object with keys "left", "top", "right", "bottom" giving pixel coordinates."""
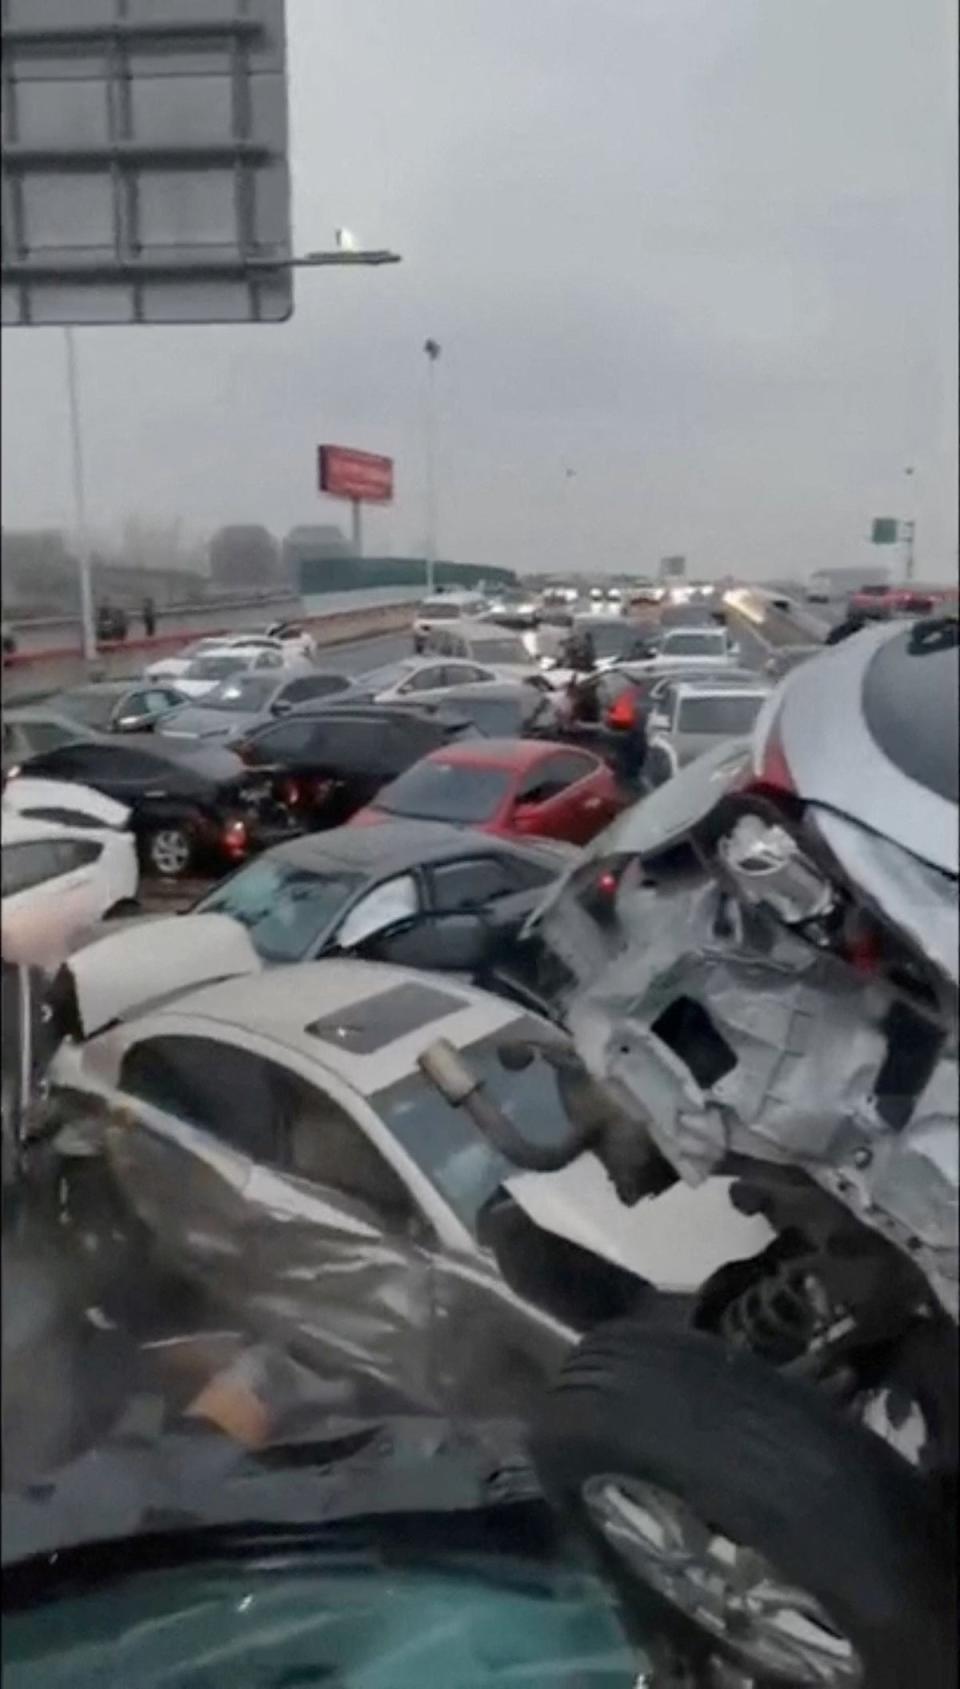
[{"left": 2, "top": 0, "right": 957, "bottom": 579}]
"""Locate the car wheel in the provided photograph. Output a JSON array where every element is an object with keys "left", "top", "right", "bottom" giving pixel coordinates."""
[
  {"left": 145, "top": 825, "right": 194, "bottom": 879},
  {"left": 532, "top": 1323, "right": 955, "bottom": 1689}
]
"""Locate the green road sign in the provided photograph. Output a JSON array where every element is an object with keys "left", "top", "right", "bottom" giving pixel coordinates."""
[{"left": 870, "top": 518, "right": 900, "bottom": 544}]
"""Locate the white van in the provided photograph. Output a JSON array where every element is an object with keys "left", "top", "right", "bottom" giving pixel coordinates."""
[{"left": 412, "top": 591, "right": 488, "bottom": 653}]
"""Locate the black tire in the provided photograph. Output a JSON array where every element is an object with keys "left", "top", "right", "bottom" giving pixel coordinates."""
[
  {"left": 532, "top": 1322, "right": 956, "bottom": 1689},
  {"left": 144, "top": 824, "right": 195, "bottom": 880}
]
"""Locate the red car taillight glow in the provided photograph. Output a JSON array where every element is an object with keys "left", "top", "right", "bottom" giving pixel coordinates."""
[{"left": 222, "top": 818, "right": 248, "bottom": 857}]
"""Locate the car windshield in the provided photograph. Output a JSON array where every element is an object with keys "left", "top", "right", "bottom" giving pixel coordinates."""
[
  {"left": 201, "top": 674, "right": 277, "bottom": 713},
  {"left": 182, "top": 654, "right": 248, "bottom": 681},
  {"left": 55, "top": 690, "right": 117, "bottom": 729},
  {"left": 194, "top": 857, "right": 365, "bottom": 961},
  {"left": 588, "top": 623, "right": 633, "bottom": 659},
  {"left": 376, "top": 1027, "right": 576, "bottom": 1231},
  {"left": 468, "top": 637, "right": 528, "bottom": 664},
  {"left": 676, "top": 693, "right": 767, "bottom": 735},
  {"left": 660, "top": 632, "right": 726, "bottom": 656},
  {"left": 377, "top": 760, "right": 514, "bottom": 822}
]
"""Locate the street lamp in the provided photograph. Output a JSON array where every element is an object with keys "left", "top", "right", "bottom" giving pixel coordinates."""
[
  {"left": 424, "top": 339, "right": 442, "bottom": 595},
  {"left": 64, "top": 239, "right": 402, "bottom": 664},
  {"left": 903, "top": 466, "right": 917, "bottom": 582}
]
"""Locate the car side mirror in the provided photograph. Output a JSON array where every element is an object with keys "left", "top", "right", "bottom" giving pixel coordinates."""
[
  {"left": 271, "top": 698, "right": 294, "bottom": 717},
  {"left": 115, "top": 715, "right": 145, "bottom": 732}
]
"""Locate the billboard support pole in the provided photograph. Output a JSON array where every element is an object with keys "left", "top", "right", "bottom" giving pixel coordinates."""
[
  {"left": 64, "top": 327, "right": 97, "bottom": 664},
  {"left": 350, "top": 498, "right": 363, "bottom": 557}
]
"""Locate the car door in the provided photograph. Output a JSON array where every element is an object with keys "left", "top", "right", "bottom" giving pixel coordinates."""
[
  {"left": 511, "top": 752, "right": 613, "bottom": 844},
  {"left": 114, "top": 1030, "right": 438, "bottom": 1407},
  {"left": 2, "top": 837, "right": 107, "bottom": 966}
]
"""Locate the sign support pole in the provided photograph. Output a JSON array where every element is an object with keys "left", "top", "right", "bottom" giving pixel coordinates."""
[
  {"left": 64, "top": 327, "right": 97, "bottom": 664},
  {"left": 350, "top": 498, "right": 363, "bottom": 557}
]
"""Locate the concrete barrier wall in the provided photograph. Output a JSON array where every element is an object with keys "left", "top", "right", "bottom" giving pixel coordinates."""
[{"left": 2, "top": 600, "right": 415, "bottom": 701}]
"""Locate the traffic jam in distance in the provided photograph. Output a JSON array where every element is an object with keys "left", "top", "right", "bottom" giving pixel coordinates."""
[{"left": 3, "top": 579, "right": 958, "bottom": 1689}]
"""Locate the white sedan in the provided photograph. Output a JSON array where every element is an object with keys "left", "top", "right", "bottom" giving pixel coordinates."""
[
  {"left": 165, "top": 646, "right": 297, "bottom": 701},
  {"left": 353, "top": 655, "right": 510, "bottom": 703},
  {"left": 51, "top": 929, "right": 771, "bottom": 1417},
  {"left": 2, "top": 807, "right": 138, "bottom": 969},
  {"left": 145, "top": 635, "right": 304, "bottom": 686}
]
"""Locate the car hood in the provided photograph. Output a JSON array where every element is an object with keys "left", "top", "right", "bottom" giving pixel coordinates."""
[
  {"left": 2, "top": 776, "right": 131, "bottom": 830},
  {"left": 171, "top": 678, "right": 224, "bottom": 700},
  {"left": 59, "top": 913, "right": 262, "bottom": 1038},
  {"left": 159, "top": 707, "right": 256, "bottom": 742}
]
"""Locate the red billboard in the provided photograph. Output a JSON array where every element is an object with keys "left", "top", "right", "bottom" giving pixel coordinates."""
[{"left": 318, "top": 444, "right": 394, "bottom": 504}]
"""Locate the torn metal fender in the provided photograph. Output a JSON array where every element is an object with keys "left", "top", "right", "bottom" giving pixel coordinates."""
[{"left": 568, "top": 880, "right": 958, "bottom": 1316}]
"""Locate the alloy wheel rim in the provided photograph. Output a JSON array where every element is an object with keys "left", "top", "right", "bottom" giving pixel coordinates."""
[
  {"left": 151, "top": 829, "right": 190, "bottom": 876},
  {"left": 582, "top": 1475, "right": 862, "bottom": 1686}
]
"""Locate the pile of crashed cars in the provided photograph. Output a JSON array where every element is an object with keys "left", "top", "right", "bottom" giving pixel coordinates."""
[{"left": 2, "top": 610, "right": 957, "bottom": 1689}]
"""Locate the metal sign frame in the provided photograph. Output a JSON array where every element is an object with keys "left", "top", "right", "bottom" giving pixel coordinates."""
[{"left": 1, "top": 0, "right": 293, "bottom": 325}]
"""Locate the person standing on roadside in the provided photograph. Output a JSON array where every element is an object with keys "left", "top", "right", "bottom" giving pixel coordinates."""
[{"left": 142, "top": 596, "right": 156, "bottom": 639}]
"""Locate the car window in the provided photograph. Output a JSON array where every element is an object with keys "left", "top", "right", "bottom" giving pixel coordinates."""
[
  {"left": 428, "top": 856, "right": 517, "bottom": 910},
  {"left": 195, "top": 858, "right": 366, "bottom": 962},
  {"left": 15, "top": 721, "right": 79, "bottom": 756},
  {"left": 676, "top": 694, "right": 767, "bottom": 735},
  {"left": 183, "top": 654, "right": 248, "bottom": 681},
  {"left": 336, "top": 873, "right": 419, "bottom": 948},
  {"left": 283, "top": 1071, "right": 418, "bottom": 1228},
  {"left": 244, "top": 719, "right": 323, "bottom": 762},
  {"left": 517, "top": 752, "right": 595, "bottom": 804},
  {"left": 1, "top": 837, "right": 100, "bottom": 896},
  {"left": 120, "top": 1035, "right": 285, "bottom": 1165},
  {"left": 2, "top": 842, "right": 60, "bottom": 896},
  {"left": 279, "top": 674, "right": 349, "bottom": 704},
  {"left": 443, "top": 695, "right": 521, "bottom": 736},
  {"left": 400, "top": 665, "right": 449, "bottom": 693},
  {"left": 376, "top": 761, "right": 514, "bottom": 824},
  {"left": 660, "top": 632, "right": 727, "bottom": 657},
  {"left": 467, "top": 638, "right": 528, "bottom": 665}
]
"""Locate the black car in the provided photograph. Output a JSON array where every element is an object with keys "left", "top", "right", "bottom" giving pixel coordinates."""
[
  {"left": 192, "top": 819, "right": 578, "bottom": 964},
  {"left": 16, "top": 737, "right": 293, "bottom": 879},
  {"left": 50, "top": 681, "right": 188, "bottom": 736},
  {"left": 233, "top": 702, "right": 477, "bottom": 831}
]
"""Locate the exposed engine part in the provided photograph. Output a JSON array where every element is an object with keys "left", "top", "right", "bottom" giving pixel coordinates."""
[{"left": 719, "top": 1259, "right": 836, "bottom": 1366}]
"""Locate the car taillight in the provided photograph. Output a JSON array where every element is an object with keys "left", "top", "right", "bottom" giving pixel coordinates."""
[
  {"left": 222, "top": 818, "right": 248, "bottom": 856},
  {"left": 282, "top": 777, "right": 302, "bottom": 807},
  {"left": 597, "top": 869, "right": 620, "bottom": 895}
]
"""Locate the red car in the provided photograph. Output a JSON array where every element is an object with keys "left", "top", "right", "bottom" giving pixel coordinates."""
[
  {"left": 847, "top": 585, "right": 936, "bottom": 619},
  {"left": 350, "top": 738, "right": 626, "bottom": 846}
]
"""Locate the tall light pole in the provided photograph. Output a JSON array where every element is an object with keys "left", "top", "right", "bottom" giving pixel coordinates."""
[
  {"left": 903, "top": 465, "right": 917, "bottom": 582},
  {"left": 423, "top": 338, "right": 441, "bottom": 594},
  {"left": 64, "top": 328, "right": 97, "bottom": 662}
]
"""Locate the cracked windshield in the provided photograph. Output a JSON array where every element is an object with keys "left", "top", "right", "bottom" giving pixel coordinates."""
[{"left": 2, "top": 2, "right": 957, "bottom": 1686}]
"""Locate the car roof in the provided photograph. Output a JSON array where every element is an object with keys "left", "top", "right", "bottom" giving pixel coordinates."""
[
  {"left": 264, "top": 818, "right": 575, "bottom": 874},
  {"left": 56, "top": 681, "right": 133, "bottom": 700},
  {"left": 672, "top": 682, "right": 769, "bottom": 701},
  {"left": 6, "top": 706, "right": 97, "bottom": 729},
  {"left": 145, "top": 960, "right": 528, "bottom": 1095},
  {"left": 436, "top": 680, "right": 542, "bottom": 702},
  {"left": 424, "top": 736, "right": 584, "bottom": 770}
]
